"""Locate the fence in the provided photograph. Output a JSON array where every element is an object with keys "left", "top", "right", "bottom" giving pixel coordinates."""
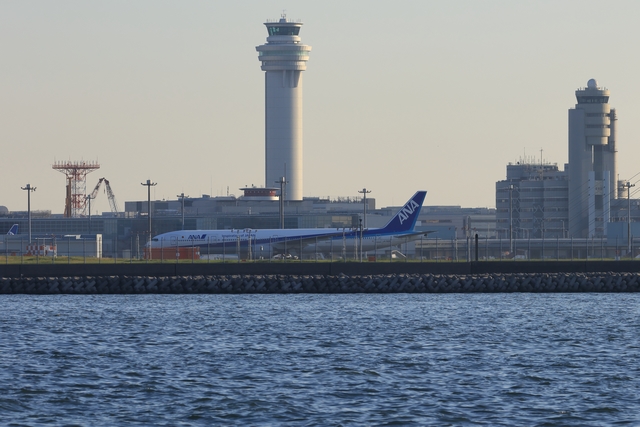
[{"left": 0, "top": 234, "right": 637, "bottom": 264}]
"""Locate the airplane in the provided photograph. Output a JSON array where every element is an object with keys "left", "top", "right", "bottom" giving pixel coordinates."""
[
  {"left": 147, "top": 191, "right": 429, "bottom": 258},
  {"left": 6, "top": 224, "right": 18, "bottom": 236}
]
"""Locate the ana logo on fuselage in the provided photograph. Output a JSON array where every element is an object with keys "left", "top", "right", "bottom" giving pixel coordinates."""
[
  {"left": 187, "top": 234, "right": 207, "bottom": 240},
  {"left": 398, "top": 200, "right": 420, "bottom": 225}
]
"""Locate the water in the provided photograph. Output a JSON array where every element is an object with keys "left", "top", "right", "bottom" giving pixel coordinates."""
[{"left": 1, "top": 294, "right": 639, "bottom": 426}]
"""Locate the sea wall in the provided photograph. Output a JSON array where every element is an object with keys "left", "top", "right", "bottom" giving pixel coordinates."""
[
  {"left": 3, "top": 260, "right": 640, "bottom": 278},
  {"left": 1, "top": 272, "right": 639, "bottom": 294}
]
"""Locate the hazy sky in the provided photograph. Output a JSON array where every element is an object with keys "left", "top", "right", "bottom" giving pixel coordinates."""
[{"left": 3, "top": 1, "right": 640, "bottom": 214}]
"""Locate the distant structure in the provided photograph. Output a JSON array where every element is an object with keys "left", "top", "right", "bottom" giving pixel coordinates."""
[
  {"left": 52, "top": 160, "right": 100, "bottom": 218},
  {"left": 496, "top": 159, "right": 569, "bottom": 239},
  {"left": 239, "top": 186, "right": 279, "bottom": 201},
  {"left": 86, "top": 178, "right": 120, "bottom": 215},
  {"left": 568, "top": 79, "right": 619, "bottom": 238},
  {"left": 497, "top": 79, "right": 627, "bottom": 240},
  {"left": 256, "top": 13, "right": 311, "bottom": 201}
]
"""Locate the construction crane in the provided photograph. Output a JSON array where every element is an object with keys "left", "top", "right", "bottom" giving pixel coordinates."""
[{"left": 86, "top": 178, "right": 120, "bottom": 215}]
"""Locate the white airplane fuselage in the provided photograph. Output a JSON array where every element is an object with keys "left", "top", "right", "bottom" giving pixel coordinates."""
[
  {"left": 147, "top": 191, "right": 429, "bottom": 257},
  {"left": 150, "top": 228, "right": 425, "bottom": 256}
]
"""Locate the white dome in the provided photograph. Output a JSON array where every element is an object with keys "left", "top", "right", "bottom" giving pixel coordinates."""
[
  {"left": 587, "top": 78, "right": 598, "bottom": 89},
  {"left": 0, "top": 206, "right": 8, "bottom": 215}
]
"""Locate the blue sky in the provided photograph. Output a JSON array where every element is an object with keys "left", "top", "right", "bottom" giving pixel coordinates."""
[{"left": 2, "top": 1, "right": 640, "bottom": 213}]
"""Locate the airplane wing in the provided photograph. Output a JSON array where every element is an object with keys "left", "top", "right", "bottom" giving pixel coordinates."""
[
  {"left": 270, "top": 231, "right": 347, "bottom": 254},
  {"left": 388, "top": 231, "right": 436, "bottom": 242}
]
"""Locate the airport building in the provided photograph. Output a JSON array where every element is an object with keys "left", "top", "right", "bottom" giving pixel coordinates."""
[
  {"left": 497, "top": 79, "right": 640, "bottom": 244},
  {"left": 496, "top": 161, "right": 569, "bottom": 239},
  {"left": 0, "top": 188, "right": 497, "bottom": 259},
  {"left": 21, "top": 23, "right": 640, "bottom": 259}
]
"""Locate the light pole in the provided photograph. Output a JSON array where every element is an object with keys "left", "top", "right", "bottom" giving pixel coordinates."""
[
  {"left": 141, "top": 180, "right": 157, "bottom": 251},
  {"left": 508, "top": 184, "right": 515, "bottom": 255},
  {"left": 358, "top": 188, "right": 371, "bottom": 229},
  {"left": 86, "top": 194, "right": 94, "bottom": 234},
  {"left": 21, "top": 184, "right": 36, "bottom": 243},
  {"left": 177, "top": 193, "right": 188, "bottom": 230},
  {"left": 359, "top": 218, "right": 363, "bottom": 262},
  {"left": 276, "top": 177, "right": 287, "bottom": 229},
  {"left": 626, "top": 182, "right": 635, "bottom": 257}
]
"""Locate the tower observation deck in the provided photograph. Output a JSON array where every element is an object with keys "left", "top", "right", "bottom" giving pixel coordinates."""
[{"left": 256, "top": 14, "right": 311, "bottom": 201}]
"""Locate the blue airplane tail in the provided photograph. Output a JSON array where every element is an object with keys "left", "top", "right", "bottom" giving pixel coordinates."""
[
  {"left": 7, "top": 224, "right": 18, "bottom": 235},
  {"left": 377, "top": 191, "right": 426, "bottom": 233}
]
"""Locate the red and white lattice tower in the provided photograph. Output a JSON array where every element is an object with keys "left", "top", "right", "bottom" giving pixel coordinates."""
[{"left": 52, "top": 160, "right": 100, "bottom": 218}]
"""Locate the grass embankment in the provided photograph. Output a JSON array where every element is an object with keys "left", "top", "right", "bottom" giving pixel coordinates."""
[
  {"left": 0, "top": 256, "right": 473, "bottom": 265},
  {"left": 0, "top": 256, "right": 628, "bottom": 265}
]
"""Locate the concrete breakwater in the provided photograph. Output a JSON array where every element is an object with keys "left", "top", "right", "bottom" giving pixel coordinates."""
[{"left": 1, "top": 272, "right": 639, "bottom": 294}]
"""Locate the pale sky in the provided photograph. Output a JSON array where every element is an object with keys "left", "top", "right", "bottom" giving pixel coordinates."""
[{"left": 3, "top": 1, "right": 640, "bottom": 214}]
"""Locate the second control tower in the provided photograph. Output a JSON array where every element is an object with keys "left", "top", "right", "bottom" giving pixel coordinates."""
[
  {"left": 568, "top": 79, "right": 618, "bottom": 238},
  {"left": 256, "top": 14, "right": 311, "bottom": 201}
]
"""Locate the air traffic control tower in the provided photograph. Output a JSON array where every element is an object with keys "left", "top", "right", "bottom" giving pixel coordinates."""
[
  {"left": 568, "top": 79, "right": 619, "bottom": 238},
  {"left": 256, "top": 14, "right": 311, "bottom": 201}
]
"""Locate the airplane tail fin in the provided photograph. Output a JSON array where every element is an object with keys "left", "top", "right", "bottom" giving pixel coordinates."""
[
  {"left": 377, "top": 191, "right": 426, "bottom": 233},
  {"left": 7, "top": 224, "right": 18, "bottom": 235}
]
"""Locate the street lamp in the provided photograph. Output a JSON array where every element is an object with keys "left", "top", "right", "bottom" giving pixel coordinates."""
[
  {"left": 508, "top": 184, "right": 515, "bottom": 255},
  {"left": 86, "top": 194, "right": 94, "bottom": 234},
  {"left": 275, "top": 177, "right": 287, "bottom": 229},
  {"left": 359, "top": 218, "right": 363, "bottom": 262},
  {"left": 21, "top": 184, "right": 36, "bottom": 243},
  {"left": 141, "top": 180, "right": 157, "bottom": 250},
  {"left": 177, "top": 193, "right": 189, "bottom": 230},
  {"left": 626, "top": 181, "right": 635, "bottom": 257},
  {"left": 358, "top": 188, "right": 371, "bottom": 229}
]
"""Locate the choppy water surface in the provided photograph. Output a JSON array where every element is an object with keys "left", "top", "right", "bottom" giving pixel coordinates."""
[{"left": 1, "top": 294, "right": 639, "bottom": 426}]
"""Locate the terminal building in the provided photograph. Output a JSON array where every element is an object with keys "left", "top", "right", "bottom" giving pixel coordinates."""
[{"left": 496, "top": 160, "right": 569, "bottom": 239}]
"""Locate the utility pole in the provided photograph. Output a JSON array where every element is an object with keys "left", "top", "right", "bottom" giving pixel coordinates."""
[
  {"left": 177, "top": 193, "right": 188, "bottom": 230},
  {"left": 21, "top": 184, "right": 36, "bottom": 244},
  {"left": 276, "top": 177, "right": 287, "bottom": 229},
  {"left": 626, "top": 182, "right": 635, "bottom": 257},
  {"left": 358, "top": 188, "right": 371, "bottom": 229},
  {"left": 141, "top": 180, "right": 157, "bottom": 253}
]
